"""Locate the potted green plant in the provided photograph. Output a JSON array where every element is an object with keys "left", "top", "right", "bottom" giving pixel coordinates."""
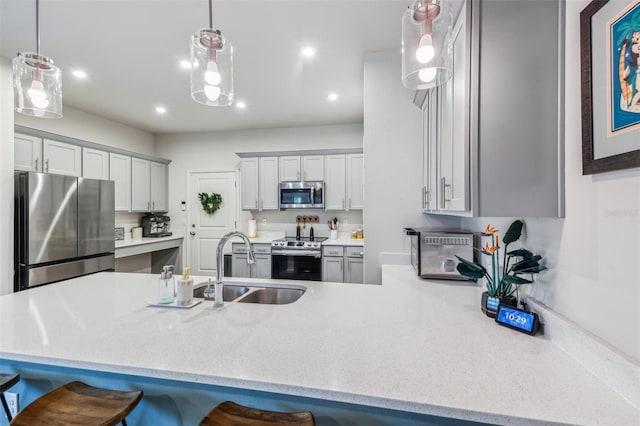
[{"left": 455, "top": 220, "right": 546, "bottom": 318}]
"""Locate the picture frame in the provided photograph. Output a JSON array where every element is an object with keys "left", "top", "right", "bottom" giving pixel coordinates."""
[{"left": 580, "top": 0, "right": 640, "bottom": 175}]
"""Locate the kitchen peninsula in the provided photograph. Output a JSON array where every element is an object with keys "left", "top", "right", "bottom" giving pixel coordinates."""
[{"left": 1, "top": 267, "right": 637, "bottom": 425}]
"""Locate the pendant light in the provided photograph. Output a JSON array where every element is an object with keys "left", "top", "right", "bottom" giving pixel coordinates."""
[
  {"left": 13, "top": 0, "right": 62, "bottom": 118},
  {"left": 190, "top": 0, "right": 233, "bottom": 106},
  {"left": 402, "top": 0, "right": 453, "bottom": 90}
]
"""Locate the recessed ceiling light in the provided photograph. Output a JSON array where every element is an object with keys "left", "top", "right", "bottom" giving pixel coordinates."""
[
  {"left": 179, "top": 59, "right": 192, "bottom": 69},
  {"left": 236, "top": 101, "right": 246, "bottom": 109},
  {"left": 327, "top": 93, "right": 338, "bottom": 102},
  {"left": 71, "top": 69, "right": 88, "bottom": 79},
  {"left": 301, "top": 46, "right": 316, "bottom": 58},
  {"left": 155, "top": 106, "right": 167, "bottom": 114}
]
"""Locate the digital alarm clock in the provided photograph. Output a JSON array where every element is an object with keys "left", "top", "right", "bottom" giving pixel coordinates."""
[{"left": 495, "top": 305, "right": 540, "bottom": 335}]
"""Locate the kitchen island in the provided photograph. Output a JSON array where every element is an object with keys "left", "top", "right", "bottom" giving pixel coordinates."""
[{"left": 1, "top": 267, "right": 638, "bottom": 425}]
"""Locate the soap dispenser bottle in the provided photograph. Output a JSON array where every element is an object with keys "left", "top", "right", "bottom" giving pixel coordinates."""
[{"left": 157, "top": 265, "right": 175, "bottom": 304}]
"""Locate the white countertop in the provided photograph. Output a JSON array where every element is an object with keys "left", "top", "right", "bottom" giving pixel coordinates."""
[
  {"left": 115, "top": 233, "right": 184, "bottom": 249},
  {"left": 321, "top": 238, "right": 364, "bottom": 246},
  {"left": 1, "top": 266, "right": 637, "bottom": 425}
]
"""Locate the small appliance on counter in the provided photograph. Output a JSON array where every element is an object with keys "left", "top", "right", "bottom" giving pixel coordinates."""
[
  {"left": 141, "top": 213, "right": 172, "bottom": 237},
  {"left": 404, "top": 228, "right": 477, "bottom": 281}
]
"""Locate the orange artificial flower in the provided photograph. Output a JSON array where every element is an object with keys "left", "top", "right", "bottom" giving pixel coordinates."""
[
  {"left": 482, "top": 242, "right": 497, "bottom": 255},
  {"left": 484, "top": 224, "right": 499, "bottom": 235}
]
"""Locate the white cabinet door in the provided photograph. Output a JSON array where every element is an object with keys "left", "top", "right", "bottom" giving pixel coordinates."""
[
  {"left": 279, "top": 156, "right": 301, "bottom": 181},
  {"left": 82, "top": 148, "right": 109, "bottom": 179},
  {"left": 322, "top": 256, "right": 344, "bottom": 283},
  {"left": 150, "top": 162, "right": 168, "bottom": 212},
  {"left": 259, "top": 157, "right": 279, "bottom": 210},
  {"left": 241, "top": 158, "right": 259, "bottom": 210},
  {"left": 345, "top": 257, "right": 364, "bottom": 284},
  {"left": 43, "top": 139, "right": 82, "bottom": 176},
  {"left": 346, "top": 154, "right": 364, "bottom": 210},
  {"left": 439, "top": 7, "right": 469, "bottom": 212},
  {"left": 324, "top": 154, "right": 346, "bottom": 210},
  {"left": 15, "top": 133, "right": 42, "bottom": 172},
  {"left": 131, "top": 158, "right": 150, "bottom": 211},
  {"left": 302, "top": 155, "right": 324, "bottom": 181},
  {"left": 422, "top": 89, "right": 439, "bottom": 212},
  {"left": 109, "top": 153, "right": 131, "bottom": 212}
]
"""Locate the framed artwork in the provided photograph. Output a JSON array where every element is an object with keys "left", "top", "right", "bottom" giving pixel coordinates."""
[{"left": 581, "top": 0, "right": 640, "bottom": 174}]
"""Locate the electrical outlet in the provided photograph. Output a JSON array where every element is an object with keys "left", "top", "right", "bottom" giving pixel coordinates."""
[
  {"left": 5, "top": 392, "right": 18, "bottom": 418},
  {"left": 261, "top": 218, "right": 267, "bottom": 225}
]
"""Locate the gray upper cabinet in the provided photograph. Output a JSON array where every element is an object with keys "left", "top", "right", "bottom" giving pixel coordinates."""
[
  {"left": 15, "top": 133, "right": 42, "bottom": 172},
  {"left": 419, "top": 0, "right": 564, "bottom": 218}
]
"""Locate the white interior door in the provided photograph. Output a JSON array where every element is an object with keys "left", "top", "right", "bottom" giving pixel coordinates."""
[{"left": 188, "top": 171, "right": 238, "bottom": 277}]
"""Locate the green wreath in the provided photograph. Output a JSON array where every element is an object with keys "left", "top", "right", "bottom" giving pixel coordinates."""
[{"left": 198, "top": 192, "right": 223, "bottom": 215}]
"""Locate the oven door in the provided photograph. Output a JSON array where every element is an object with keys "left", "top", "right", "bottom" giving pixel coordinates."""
[{"left": 271, "top": 250, "right": 322, "bottom": 281}]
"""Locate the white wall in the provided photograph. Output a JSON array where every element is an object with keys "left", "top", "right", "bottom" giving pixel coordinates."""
[
  {"left": 155, "top": 123, "right": 363, "bottom": 241},
  {"left": 460, "top": 0, "right": 640, "bottom": 363},
  {"left": 0, "top": 66, "right": 156, "bottom": 295},
  {"left": 363, "top": 50, "right": 459, "bottom": 284},
  {"left": 0, "top": 59, "right": 15, "bottom": 295},
  {"left": 14, "top": 105, "right": 155, "bottom": 156}
]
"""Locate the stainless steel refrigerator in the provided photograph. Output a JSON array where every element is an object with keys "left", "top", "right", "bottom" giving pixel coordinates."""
[{"left": 14, "top": 172, "right": 115, "bottom": 291}]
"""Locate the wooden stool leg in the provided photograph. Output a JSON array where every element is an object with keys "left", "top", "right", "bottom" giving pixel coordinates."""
[{"left": 1, "top": 393, "right": 13, "bottom": 422}]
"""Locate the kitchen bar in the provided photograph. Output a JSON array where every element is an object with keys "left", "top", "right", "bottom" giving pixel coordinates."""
[{"left": 1, "top": 266, "right": 638, "bottom": 425}]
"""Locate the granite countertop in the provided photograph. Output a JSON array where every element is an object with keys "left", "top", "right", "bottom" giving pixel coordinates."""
[{"left": 0, "top": 267, "right": 637, "bottom": 425}]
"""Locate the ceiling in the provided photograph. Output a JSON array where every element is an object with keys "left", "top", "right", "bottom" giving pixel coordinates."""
[{"left": 1, "top": 0, "right": 407, "bottom": 134}]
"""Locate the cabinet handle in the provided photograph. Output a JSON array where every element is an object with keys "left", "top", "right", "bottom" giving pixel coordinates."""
[
  {"left": 147, "top": 201, "right": 150, "bottom": 210},
  {"left": 261, "top": 200, "right": 264, "bottom": 210},
  {"left": 34, "top": 158, "right": 38, "bottom": 171},
  {"left": 340, "top": 259, "right": 343, "bottom": 272},
  {"left": 152, "top": 201, "right": 155, "bottom": 210},
  {"left": 440, "top": 177, "right": 451, "bottom": 207},
  {"left": 255, "top": 200, "right": 258, "bottom": 209},
  {"left": 342, "top": 199, "right": 345, "bottom": 210},
  {"left": 348, "top": 199, "right": 352, "bottom": 210},
  {"left": 422, "top": 186, "right": 426, "bottom": 209},
  {"left": 45, "top": 159, "right": 49, "bottom": 173}
]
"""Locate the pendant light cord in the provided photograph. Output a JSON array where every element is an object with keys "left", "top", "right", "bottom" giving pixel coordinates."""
[
  {"left": 208, "top": 0, "right": 213, "bottom": 29},
  {"left": 35, "top": 0, "right": 40, "bottom": 55}
]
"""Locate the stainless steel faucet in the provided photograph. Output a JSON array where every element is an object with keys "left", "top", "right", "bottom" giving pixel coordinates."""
[{"left": 214, "top": 231, "right": 255, "bottom": 308}]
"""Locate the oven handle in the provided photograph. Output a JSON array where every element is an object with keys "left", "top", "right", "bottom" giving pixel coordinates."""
[{"left": 272, "top": 250, "right": 322, "bottom": 258}]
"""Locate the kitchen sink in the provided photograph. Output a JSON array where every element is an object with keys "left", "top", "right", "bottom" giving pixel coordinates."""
[
  {"left": 237, "top": 287, "right": 305, "bottom": 305},
  {"left": 193, "top": 283, "right": 250, "bottom": 301}
]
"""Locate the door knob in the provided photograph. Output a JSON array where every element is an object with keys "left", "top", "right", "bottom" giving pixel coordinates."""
[{"left": 190, "top": 232, "right": 196, "bottom": 236}]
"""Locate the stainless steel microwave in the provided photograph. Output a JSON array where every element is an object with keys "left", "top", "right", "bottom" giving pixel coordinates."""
[{"left": 279, "top": 181, "right": 324, "bottom": 209}]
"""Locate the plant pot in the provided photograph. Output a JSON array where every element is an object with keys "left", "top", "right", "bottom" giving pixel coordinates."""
[{"left": 481, "top": 291, "right": 517, "bottom": 318}]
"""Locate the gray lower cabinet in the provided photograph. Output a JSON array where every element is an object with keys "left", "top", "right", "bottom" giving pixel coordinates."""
[
  {"left": 322, "top": 246, "right": 344, "bottom": 283},
  {"left": 344, "top": 247, "right": 364, "bottom": 284},
  {"left": 322, "top": 246, "right": 364, "bottom": 283},
  {"left": 232, "top": 243, "right": 271, "bottom": 279}
]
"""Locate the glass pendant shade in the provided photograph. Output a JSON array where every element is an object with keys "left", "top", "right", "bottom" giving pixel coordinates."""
[
  {"left": 13, "top": 52, "right": 63, "bottom": 118},
  {"left": 190, "top": 29, "right": 233, "bottom": 106},
  {"left": 402, "top": 0, "right": 453, "bottom": 90}
]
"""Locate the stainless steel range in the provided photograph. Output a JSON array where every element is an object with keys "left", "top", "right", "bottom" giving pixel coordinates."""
[{"left": 271, "top": 237, "right": 327, "bottom": 281}]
